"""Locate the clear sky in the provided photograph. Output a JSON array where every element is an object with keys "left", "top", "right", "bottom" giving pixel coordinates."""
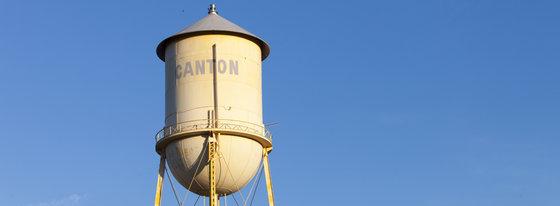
[{"left": 1, "top": 0, "right": 559, "bottom": 205}]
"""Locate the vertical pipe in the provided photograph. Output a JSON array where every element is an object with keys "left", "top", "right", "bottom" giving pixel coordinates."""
[
  {"left": 262, "top": 148, "right": 275, "bottom": 206},
  {"left": 212, "top": 44, "right": 219, "bottom": 126},
  {"left": 154, "top": 155, "right": 166, "bottom": 206},
  {"left": 209, "top": 44, "right": 219, "bottom": 206}
]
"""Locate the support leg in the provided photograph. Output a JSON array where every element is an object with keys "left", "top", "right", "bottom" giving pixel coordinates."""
[
  {"left": 154, "top": 154, "right": 166, "bottom": 206},
  {"left": 209, "top": 135, "right": 219, "bottom": 206},
  {"left": 263, "top": 148, "right": 275, "bottom": 206}
]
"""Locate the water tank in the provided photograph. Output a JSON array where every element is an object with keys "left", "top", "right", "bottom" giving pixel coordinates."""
[{"left": 154, "top": 6, "right": 272, "bottom": 196}]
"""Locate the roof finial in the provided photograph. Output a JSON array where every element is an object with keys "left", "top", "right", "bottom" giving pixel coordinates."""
[{"left": 208, "top": 4, "right": 217, "bottom": 14}]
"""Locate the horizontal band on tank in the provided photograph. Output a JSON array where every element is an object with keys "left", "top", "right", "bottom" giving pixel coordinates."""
[{"left": 155, "top": 119, "right": 273, "bottom": 153}]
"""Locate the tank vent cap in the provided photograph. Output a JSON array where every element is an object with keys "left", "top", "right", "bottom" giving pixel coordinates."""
[{"left": 208, "top": 4, "right": 218, "bottom": 14}]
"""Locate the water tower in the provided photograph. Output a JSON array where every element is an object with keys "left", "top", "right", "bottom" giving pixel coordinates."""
[{"left": 153, "top": 4, "right": 275, "bottom": 206}]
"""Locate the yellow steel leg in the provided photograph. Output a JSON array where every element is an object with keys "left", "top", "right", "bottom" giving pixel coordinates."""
[
  {"left": 154, "top": 155, "right": 166, "bottom": 206},
  {"left": 208, "top": 135, "right": 218, "bottom": 206},
  {"left": 262, "top": 148, "right": 275, "bottom": 206}
]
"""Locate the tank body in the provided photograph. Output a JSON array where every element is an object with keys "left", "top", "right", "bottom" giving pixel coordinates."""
[{"left": 162, "top": 34, "right": 266, "bottom": 196}]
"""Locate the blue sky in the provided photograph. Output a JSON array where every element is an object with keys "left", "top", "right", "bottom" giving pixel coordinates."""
[{"left": 1, "top": 0, "right": 559, "bottom": 205}]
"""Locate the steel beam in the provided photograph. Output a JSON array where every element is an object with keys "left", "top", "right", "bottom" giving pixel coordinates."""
[
  {"left": 263, "top": 148, "right": 275, "bottom": 206},
  {"left": 154, "top": 155, "right": 166, "bottom": 206}
]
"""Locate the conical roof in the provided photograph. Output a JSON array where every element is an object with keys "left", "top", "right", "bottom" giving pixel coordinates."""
[{"left": 156, "top": 6, "right": 270, "bottom": 61}]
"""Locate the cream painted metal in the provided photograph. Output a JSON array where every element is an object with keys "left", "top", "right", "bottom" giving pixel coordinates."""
[
  {"left": 153, "top": 4, "right": 275, "bottom": 205},
  {"left": 160, "top": 33, "right": 268, "bottom": 196}
]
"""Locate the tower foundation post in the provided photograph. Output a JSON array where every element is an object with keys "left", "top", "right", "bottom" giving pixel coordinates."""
[
  {"left": 263, "top": 148, "right": 275, "bottom": 206},
  {"left": 154, "top": 154, "right": 166, "bottom": 206}
]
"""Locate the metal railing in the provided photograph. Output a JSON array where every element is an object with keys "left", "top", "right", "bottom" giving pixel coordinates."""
[{"left": 155, "top": 119, "right": 272, "bottom": 143}]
